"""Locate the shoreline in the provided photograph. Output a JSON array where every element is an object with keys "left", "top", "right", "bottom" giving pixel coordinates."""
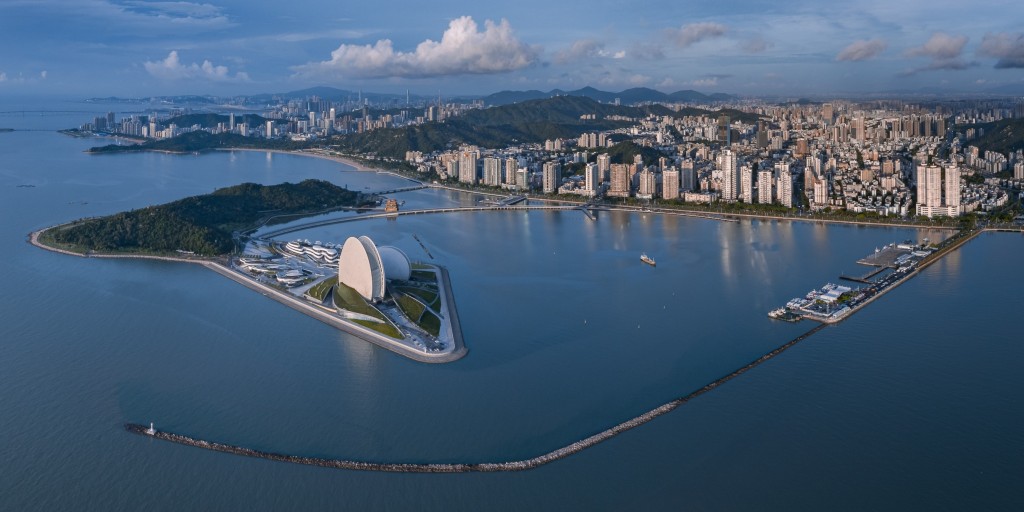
[
  {"left": 27, "top": 227, "right": 467, "bottom": 364},
  {"left": 109, "top": 144, "right": 972, "bottom": 232}
]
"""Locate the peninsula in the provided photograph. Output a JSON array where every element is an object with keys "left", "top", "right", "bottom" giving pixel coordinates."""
[{"left": 31, "top": 179, "right": 468, "bottom": 363}]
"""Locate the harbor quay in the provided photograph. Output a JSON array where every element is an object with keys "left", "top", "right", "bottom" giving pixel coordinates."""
[{"left": 770, "top": 228, "right": 984, "bottom": 324}]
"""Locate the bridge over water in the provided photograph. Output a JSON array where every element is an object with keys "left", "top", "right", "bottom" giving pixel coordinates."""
[{"left": 258, "top": 204, "right": 581, "bottom": 239}]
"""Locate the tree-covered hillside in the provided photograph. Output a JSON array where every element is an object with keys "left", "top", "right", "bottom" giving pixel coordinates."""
[{"left": 45, "top": 180, "right": 366, "bottom": 255}]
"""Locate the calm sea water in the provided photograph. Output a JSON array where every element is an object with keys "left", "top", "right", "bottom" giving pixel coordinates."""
[{"left": 1, "top": 102, "right": 1021, "bottom": 510}]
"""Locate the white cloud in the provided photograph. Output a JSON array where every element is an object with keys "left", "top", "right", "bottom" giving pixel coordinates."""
[
  {"left": 144, "top": 51, "right": 250, "bottom": 81},
  {"left": 628, "top": 74, "right": 651, "bottom": 86},
  {"left": 689, "top": 77, "right": 720, "bottom": 87},
  {"left": 903, "top": 33, "right": 972, "bottom": 74},
  {"left": 836, "top": 39, "right": 887, "bottom": 61},
  {"left": 0, "top": 72, "right": 6, "bottom": 82},
  {"left": 667, "top": 22, "right": 727, "bottom": 48},
  {"left": 553, "top": 39, "right": 604, "bottom": 65},
  {"left": 978, "top": 32, "right": 1024, "bottom": 69},
  {"left": 40, "top": 70, "right": 47, "bottom": 79},
  {"left": 907, "top": 32, "right": 968, "bottom": 60},
  {"left": 293, "top": 16, "right": 538, "bottom": 79}
]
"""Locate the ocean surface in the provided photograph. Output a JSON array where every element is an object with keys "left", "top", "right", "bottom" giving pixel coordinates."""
[{"left": 1, "top": 101, "right": 1021, "bottom": 510}]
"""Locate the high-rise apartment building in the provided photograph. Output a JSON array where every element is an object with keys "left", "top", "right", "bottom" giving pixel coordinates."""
[
  {"left": 662, "top": 168, "right": 680, "bottom": 200},
  {"left": 542, "top": 162, "right": 561, "bottom": 194},
  {"left": 758, "top": 168, "right": 774, "bottom": 204},
  {"left": 608, "top": 163, "right": 631, "bottom": 197},
  {"left": 483, "top": 157, "right": 502, "bottom": 186},
  {"left": 719, "top": 150, "right": 738, "bottom": 201},
  {"left": 740, "top": 165, "right": 754, "bottom": 203},
  {"left": 458, "top": 150, "right": 478, "bottom": 185},
  {"left": 775, "top": 162, "right": 793, "bottom": 207}
]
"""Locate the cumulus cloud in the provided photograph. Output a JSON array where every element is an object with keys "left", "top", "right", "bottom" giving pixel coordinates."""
[
  {"left": 902, "top": 32, "right": 972, "bottom": 74},
  {"left": 144, "top": 51, "right": 249, "bottom": 81},
  {"left": 836, "top": 39, "right": 887, "bottom": 61},
  {"left": 293, "top": 16, "right": 538, "bottom": 79},
  {"left": 667, "top": 22, "right": 727, "bottom": 48},
  {"left": 552, "top": 39, "right": 623, "bottom": 65},
  {"left": 978, "top": 32, "right": 1024, "bottom": 68},
  {"left": 907, "top": 32, "right": 968, "bottom": 60}
]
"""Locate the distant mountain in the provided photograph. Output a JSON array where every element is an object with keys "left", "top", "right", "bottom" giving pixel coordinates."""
[
  {"left": 330, "top": 95, "right": 760, "bottom": 159},
  {"left": 245, "top": 86, "right": 429, "bottom": 105},
  {"left": 481, "top": 87, "right": 736, "bottom": 106}
]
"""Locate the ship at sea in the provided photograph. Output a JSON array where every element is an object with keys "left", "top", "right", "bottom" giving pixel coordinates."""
[{"left": 640, "top": 253, "right": 656, "bottom": 266}]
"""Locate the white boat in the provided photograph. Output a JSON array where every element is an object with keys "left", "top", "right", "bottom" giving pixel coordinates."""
[{"left": 640, "top": 253, "right": 656, "bottom": 266}]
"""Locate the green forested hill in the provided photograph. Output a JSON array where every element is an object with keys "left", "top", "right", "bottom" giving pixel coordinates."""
[
  {"left": 966, "top": 119, "right": 1024, "bottom": 155},
  {"left": 87, "top": 131, "right": 309, "bottom": 153},
  {"left": 45, "top": 180, "right": 366, "bottom": 255}
]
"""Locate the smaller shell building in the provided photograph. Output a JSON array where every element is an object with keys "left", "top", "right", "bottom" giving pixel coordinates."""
[{"left": 337, "top": 236, "right": 411, "bottom": 302}]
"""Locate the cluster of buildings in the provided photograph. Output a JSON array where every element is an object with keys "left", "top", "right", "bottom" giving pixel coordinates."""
[
  {"left": 81, "top": 92, "right": 1023, "bottom": 220},
  {"left": 403, "top": 97, "right": 1024, "bottom": 220},
  {"left": 80, "top": 93, "right": 479, "bottom": 141}
]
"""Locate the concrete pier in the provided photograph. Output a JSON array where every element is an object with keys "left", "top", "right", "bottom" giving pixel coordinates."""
[{"left": 126, "top": 324, "right": 828, "bottom": 473}]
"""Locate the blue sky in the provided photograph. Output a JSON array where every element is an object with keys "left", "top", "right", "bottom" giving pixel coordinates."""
[{"left": 1, "top": 0, "right": 1022, "bottom": 97}]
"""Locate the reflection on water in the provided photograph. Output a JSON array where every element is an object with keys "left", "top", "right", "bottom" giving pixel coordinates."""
[{"left": 1, "top": 124, "right": 1021, "bottom": 510}]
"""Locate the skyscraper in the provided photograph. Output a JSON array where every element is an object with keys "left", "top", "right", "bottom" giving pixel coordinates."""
[
  {"left": 505, "top": 157, "right": 519, "bottom": 186},
  {"left": 609, "top": 164, "right": 631, "bottom": 197},
  {"left": 719, "top": 150, "right": 738, "bottom": 201},
  {"left": 758, "top": 168, "right": 774, "bottom": 204},
  {"left": 584, "top": 163, "right": 600, "bottom": 196},
  {"left": 483, "top": 157, "right": 501, "bottom": 187},
  {"left": 458, "top": 151, "right": 478, "bottom": 185},
  {"left": 596, "top": 154, "right": 611, "bottom": 182},
  {"left": 916, "top": 163, "right": 961, "bottom": 217},
  {"left": 680, "top": 159, "right": 696, "bottom": 192},
  {"left": 775, "top": 162, "right": 792, "bottom": 207},
  {"left": 662, "top": 168, "right": 680, "bottom": 200},
  {"left": 542, "top": 161, "right": 561, "bottom": 194},
  {"left": 740, "top": 165, "right": 754, "bottom": 203},
  {"left": 636, "top": 168, "right": 656, "bottom": 199}
]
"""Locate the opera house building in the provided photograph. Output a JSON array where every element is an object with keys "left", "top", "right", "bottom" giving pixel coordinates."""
[{"left": 338, "top": 236, "right": 412, "bottom": 302}]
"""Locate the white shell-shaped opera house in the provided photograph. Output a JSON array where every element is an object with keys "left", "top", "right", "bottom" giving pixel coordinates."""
[{"left": 338, "top": 236, "right": 411, "bottom": 302}]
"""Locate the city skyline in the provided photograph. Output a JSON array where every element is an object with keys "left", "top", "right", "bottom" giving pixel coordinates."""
[{"left": 1, "top": 0, "right": 1023, "bottom": 97}]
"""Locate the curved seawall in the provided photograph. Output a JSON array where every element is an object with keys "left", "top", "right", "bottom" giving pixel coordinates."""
[{"left": 127, "top": 323, "right": 827, "bottom": 473}]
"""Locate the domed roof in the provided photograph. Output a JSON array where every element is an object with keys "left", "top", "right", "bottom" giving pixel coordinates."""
[{"left": 377, "top": 246, "right": 411, "bottom": 281}]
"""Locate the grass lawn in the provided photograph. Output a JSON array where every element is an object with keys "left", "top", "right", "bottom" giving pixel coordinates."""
[
  {"left": 305, "top": 277, "right": 335, "bottom": 302},
  {"left": 411, "top": 270, "right": 437, "bottom": 283},
  {"left": 353, "top": 319, "right": 404, "bottom": 339},
  {"left": 398, "top": 286, "right": 438, "bottom": 306},
  {"left": 395, "top": 293, "right": 426, "bottom": 321},
  {"left": 333, "top": 282, "right": 404, "bottom": 339},
  {"left": 419, "top": 311, "right": 442, "bottom": 337}
]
